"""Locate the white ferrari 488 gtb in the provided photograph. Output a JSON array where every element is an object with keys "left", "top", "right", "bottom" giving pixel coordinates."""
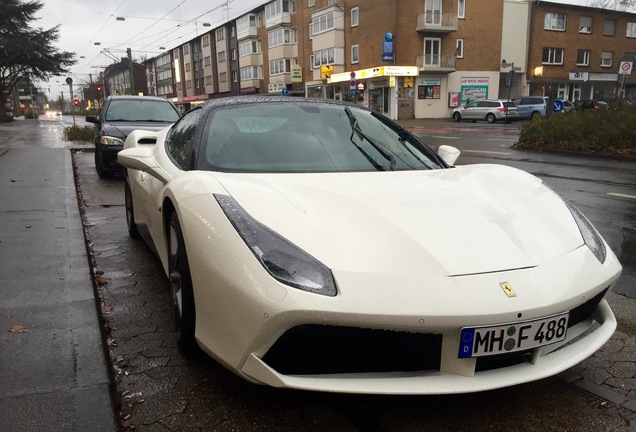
[{"left": 118, "top": 96, "right": 621, "bottom": 395}]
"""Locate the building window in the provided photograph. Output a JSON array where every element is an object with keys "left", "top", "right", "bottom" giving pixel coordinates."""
[
  {"left": 186, "top": 79, "right": 192, "bottom": 89},
  {"left": 185, "top": 63, "right": 191, "bottom": 72},
  {"left": 458, "top": 0, "right": 465, "bottom": 19},
  {"left": 291, "top": 0, "right": 296, "bottom": 13},
  {"left": 230, "top": 26, "right": 235, "bottom": 38},
  {"left": 328, "top": 0, "right": 336, "bottom": 5},
  {"left": 239, "top": 39, "right": 260, "bottom": 57},
  {"left": 216, "top": 28, "right": 225, "bottom": 41},
  {"left": 579, "top": 16, "right": 592, "bottom": 33},
  {"left": 268, "top": 28, "right": 294, "bottom": 48},
  {"left": 308, "top": 0, "right": 314, "bottom": 6},
  {"left": 183, "top": 44, "right": 189, "bottom": 55},
  {"left": 231, "top": 49, "right": 237, "bottom": 60},
  {"left": 219, "top": 72, "right": 227, "bottom": 83},
  {"left": 601, "top": 51, "right": 613, "bottom": 67},
  {"left": 311, "top": 12, "right": 335, "bottom": 36},
  {"left": 240, "top": 66, "right": 260, "bottom": 80},
  {"left": 542, "top": 47, "right": 564, "bottom": 65},
  {"left": 312, "top": 48, "right": 335, "bottom": 68},
  {"left": 603, "top": 19, "right": 615, "bottom": 36},
  {"left": 205, "top": 75, "right": 212, "bottom": 86},
  {"left": 237, "top": 14, "right": 257, "bottom": 33},
  {"left": 576, "top": 49, "right": 590, "bottom": 66},
  {"left": 351, "top": 7, "right": 359, "bottom": 27},
  {"left": 544, "top": 12, "right": 566, "bottom": 31},
  {"left": 424, "top": 38, "right": 441, "bottom": 66},
  {"left": 269, "top": 58, "right": 291, "bottom": 76},
  {"left": 456, "top": 38, "right": 464, "bottom": 58},
  {"left": 351, "top": 44, "right": 359, "bottom": 64},
  {"left": 628, "top": 22, "right": 636, "bottom": 38},
  {"left": 265, "top": 0, "right": 290, "bottom": 19},
  {"left": 232, "top": 70, "right": 238, "bottom": 82},
  {"left": 202, "top": 35, "right": 210, "bottom": 46}
]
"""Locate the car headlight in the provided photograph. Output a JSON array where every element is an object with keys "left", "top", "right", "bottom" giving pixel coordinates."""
[
  {"left": 215, "top": 194, "right": 337, "bottom": 296},
  {"left": 99, "top": 135, "right": 125, "bottom": 146},
  {"left": 545, "top": 184, "right": 606, "bottom": 263}
]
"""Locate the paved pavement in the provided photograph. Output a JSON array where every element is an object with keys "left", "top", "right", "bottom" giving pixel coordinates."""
[
  {"left": 0, "top": 118, "right": 117, "bottom": 432},
  {"left": 0, "top": 116, "right": 634, "bottom": 430}
]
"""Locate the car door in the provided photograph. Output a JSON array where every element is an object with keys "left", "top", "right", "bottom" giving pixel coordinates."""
[
  {"left": 135, "top": 108, "right": 204, "bottom": 249},
  {"left": 462, "top": 101, "right": 479, "bottom": 119}
]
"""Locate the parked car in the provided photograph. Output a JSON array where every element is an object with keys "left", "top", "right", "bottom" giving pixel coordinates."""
[
  {"left": 561, "top": 100, "right": 575, "bottom": 112},
  {"left": 451, "top": 99, "right": 519, "bottom": 123},
  {"left": 86, "top": 95, "right": 181, "bottom": 178},
  {"left": 573, "top": 99, "right": 609, "bottom": 111},
  {"left": 511, "top": 96, "right": 549, "bottom": 120},
  {"left": 117, "top": 96, "right": 620, "bottom": 395}
]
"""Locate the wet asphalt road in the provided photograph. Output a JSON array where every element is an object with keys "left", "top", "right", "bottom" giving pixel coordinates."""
[{"left": 68, "top": 115, "right": 636, "bottom": 431}]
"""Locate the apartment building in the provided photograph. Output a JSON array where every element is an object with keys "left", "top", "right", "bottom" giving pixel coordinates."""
[
  {"left": 142, "top": 0, "right": 635, "bottom": 119},
  {"left": 527, "top": 1, "right": 636, "bottom": 102}
]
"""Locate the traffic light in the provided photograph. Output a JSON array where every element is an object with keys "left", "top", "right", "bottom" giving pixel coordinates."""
[
  {"left": 72, "top": 98, "right": 79, "bottom": 107},
  {"left": 96, "top": 85, "right": 102, "bottom": 92}
]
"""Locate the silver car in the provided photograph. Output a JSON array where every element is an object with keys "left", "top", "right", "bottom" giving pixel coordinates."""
[{"left": 451, "top": 99, "right": 519, "bottom": 124}]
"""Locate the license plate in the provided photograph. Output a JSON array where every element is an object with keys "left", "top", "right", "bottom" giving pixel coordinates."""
[{"left": 458, "top": 312, "right": 569, "bottom": 358}]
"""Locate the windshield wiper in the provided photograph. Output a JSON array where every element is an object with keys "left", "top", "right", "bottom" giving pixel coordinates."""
[{"left": 344, "top": 107, "right": 396, "bottom": 171}]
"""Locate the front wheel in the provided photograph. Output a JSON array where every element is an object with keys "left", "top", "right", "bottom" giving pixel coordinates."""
[
  {"left": 486, "top": 113, "right": 496, "bottom": 124},
  {"left": 168, "top": 212, "right": 197, "bottom": 353},
  {"left": 453, "top": 112, "right": 462, "bottom": 122},
  {"left": 124, "top": 171, "right": 140, "bottom": 239},
  {"left": 95, "top": 148, "right": 112, "bottom": 179}
]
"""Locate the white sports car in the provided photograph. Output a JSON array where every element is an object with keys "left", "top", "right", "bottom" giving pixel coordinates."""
[{"left": 118, "top": 96, "right": 621, "bottom": 395}]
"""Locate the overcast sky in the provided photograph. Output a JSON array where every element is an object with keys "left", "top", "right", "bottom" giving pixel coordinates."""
[{"left": 34, "top": 0, "right": 587, "bottom": 98}]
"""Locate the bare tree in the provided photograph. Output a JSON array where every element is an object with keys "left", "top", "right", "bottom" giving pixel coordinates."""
[{"left": 584, "top": 0, "right": 636, "bottom": 11}]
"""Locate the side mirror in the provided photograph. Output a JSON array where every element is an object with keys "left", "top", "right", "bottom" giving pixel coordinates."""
[
  {"left": 85, "top": 115, "right": 99, "bottom": 124},
  {"left": 117, "top": 147, "right": 171, "bottom": 184},
  {"left": 438, "top": 145, "right": 461, "bottom": 166}
]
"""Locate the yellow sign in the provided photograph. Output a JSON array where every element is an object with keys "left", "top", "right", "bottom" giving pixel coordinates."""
[
  {"left": 328, "top": 66, "right": 417, "bottom": 83},
  {"left": 404, "top": 76, "right": 413, "bottom": 88},
  {"left": 389, "top": 76, "right": 396, "bottom": 87},
  {"left": 321, "top": 65, "right": 334, "bottom": 79},
  {"left": 292, "top": 64, "right": 303, "bottom": 82}
]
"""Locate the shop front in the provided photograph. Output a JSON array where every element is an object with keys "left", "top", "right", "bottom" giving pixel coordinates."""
[
  {"left": 529, "top": 72, "right": 623, "bottom": 102},
  {"left": 323, "top": 66, "right": 418, "bottom": 121}
]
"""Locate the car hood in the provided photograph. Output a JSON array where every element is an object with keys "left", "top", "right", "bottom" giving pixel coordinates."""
[
  {"left": 102, "top": 121, "right": 172, "bottom": 140},
  {"left": 208, "top": 165, "right": 584, "bottom": 277}
]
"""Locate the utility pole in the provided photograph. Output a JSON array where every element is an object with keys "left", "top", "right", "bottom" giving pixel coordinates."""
[{"left": 127, "top": 48, "right": 135, "bottom": 95}]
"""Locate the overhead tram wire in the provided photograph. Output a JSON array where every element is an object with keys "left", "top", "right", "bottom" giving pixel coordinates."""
[{"left": 137, "top": 0, "right": 236, "bottom": 53}]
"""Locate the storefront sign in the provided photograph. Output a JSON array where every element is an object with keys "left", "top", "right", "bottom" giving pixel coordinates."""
[
  {"left": 291, "top": 64, "right": 303, "bottom": 82},
  {"left": 569, "top": 72, "right": 589, "bottom": 81},
  {"left": 459, "top": 77, "right": 488, "bottom": 102},
  {"left": 329, "top": 66, "right": 417, "bottom": 83},
  {"left": 420, "top": 78, "right": 441, "bottom": 86},
  {"left": 268, "top": 83, "right": 287, "bottom": 93},
  {"left": 370, "top": 77, "right": 390, "bottom": 88},
  {"left": 589, "top": 73, "right": 618, "bottom": 81}
]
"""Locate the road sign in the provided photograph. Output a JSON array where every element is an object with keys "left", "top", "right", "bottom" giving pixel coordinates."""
[
  {"left": 619, "top": 61, "right": 633, "bottom": 75},
  {"left": 282, "top": 88, "right": 289, "bottom": 96},
  {"left": 505, "top": 70, "right": 515, "bottom": 88},
  {"left": 553, "top": 99, "right": 564, "bottom": 113}
]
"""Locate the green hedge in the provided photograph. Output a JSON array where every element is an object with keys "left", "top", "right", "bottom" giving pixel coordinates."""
[
  {"left": 515, "top": 100, "right": 636, "bottom": 156},
  {"left": 65, "top": 125, "right": 94, "bottom": 142}
]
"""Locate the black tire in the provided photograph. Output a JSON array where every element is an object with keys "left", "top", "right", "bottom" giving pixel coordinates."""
[
  {"left": 453, "top": 112, "right": 462, "bottom": 122},
  {"left": 95, "top": 148, "right": 112, "bottom": 179},
  {"left": 124, "top": 171, "right": 141, "bottom": 239},
  {"left": 168, "top": 212, "right": 197, "bottom": 353},
  {"left": 486, "top": 113, "right": 496, "bottom": 124}
]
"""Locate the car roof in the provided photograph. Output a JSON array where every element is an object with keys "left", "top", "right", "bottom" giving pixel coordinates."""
[
  {"left": 105, "top": 95, "right": 173, "bottom": 103},
  {"left": 196, "top": 95, "right": 364, "bottom": 116}
]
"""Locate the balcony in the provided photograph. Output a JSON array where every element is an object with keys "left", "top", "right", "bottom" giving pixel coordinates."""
[
  {"left": 416, "top": 12, "right": 458, "bottom": 33},
  {"left": 417, "top": 54, "right": 456, "bottom": 72}
]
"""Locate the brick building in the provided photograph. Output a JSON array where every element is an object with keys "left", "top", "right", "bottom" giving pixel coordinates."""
[{"left": 141, "top": 0, "right": 636, "bottom": 119}]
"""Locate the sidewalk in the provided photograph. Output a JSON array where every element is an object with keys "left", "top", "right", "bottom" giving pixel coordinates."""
[{"left": 0, "top": 118, "right": 117, "bottom": 431}]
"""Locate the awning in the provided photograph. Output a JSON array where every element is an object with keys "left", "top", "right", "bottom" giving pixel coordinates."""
[{"left": 239, "top": 87, "right": 258, "bottom": 95}]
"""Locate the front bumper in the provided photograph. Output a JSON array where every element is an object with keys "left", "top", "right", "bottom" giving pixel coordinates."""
[
  {"left": 239, "top": 300, "right": 615, "bottom": 394},
  {"left": 99, "top": 144, "right": 123, "bottom": 171}
]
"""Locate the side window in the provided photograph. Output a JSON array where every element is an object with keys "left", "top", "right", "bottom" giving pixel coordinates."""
[{"left": 166, "top": 108, "right": 203, "bottom": 170}]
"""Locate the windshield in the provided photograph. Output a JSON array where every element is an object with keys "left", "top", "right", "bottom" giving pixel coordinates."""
[
  {"left": 199, "top": 103, "right": 442, "bottom": 173},
  {"left": 105, "top": 99, "right": 180, "bottom": 122}
]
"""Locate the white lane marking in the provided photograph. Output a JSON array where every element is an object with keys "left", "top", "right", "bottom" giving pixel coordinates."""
[
  {"left": 607, "top": 192, "right": 636, "bottom": 200},
  {"left": 487, "top": 138, "right": 516, "bottom": 142},
  {"left": 461, "top": 150, "right": 514, "bottom": 155},
  {"left": 430, "top": 136, "right": 461, "bottom": 139}
]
